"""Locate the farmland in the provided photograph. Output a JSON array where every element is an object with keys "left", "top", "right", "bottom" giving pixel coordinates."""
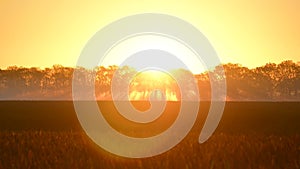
[{"left": 0, "top": 101, "right": 299, "bottom": 168}]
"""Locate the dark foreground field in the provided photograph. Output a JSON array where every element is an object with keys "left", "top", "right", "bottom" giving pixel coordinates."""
[{"left": 0, "top": 101, "right": 299, "bottom": 169}]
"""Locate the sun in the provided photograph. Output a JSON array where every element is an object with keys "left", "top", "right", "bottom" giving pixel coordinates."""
[
  {"left": 129, "top": 70, "right": 180, "bottom": 101},
  {"left": 100, "top": 34, "right": 206, "bottom": 74}
]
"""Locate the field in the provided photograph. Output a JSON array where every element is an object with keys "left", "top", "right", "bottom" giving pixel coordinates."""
[{"left": 0, "top": 101, "right": 299, "bottom": 169}]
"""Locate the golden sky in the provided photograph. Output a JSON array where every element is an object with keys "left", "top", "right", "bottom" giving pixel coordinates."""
[{"left": 0, "top": 0, "right": 299, "bottom": 69}]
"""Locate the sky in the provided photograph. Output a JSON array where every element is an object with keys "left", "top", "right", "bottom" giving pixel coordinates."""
[{"left": 0, "top": 0, "right": 299, "bottom": 70}]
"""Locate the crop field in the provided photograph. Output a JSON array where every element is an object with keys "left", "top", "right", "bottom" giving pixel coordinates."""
[{"left": 0, "top": 102, "right": 299, "bottom": 169}]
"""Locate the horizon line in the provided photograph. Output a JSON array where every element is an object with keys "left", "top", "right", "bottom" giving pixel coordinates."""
[{"left": 1, "top": 60, "right": 299, "bottom": 72}]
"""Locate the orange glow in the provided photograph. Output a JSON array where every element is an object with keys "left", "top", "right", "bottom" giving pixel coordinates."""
[
  {"left": 0, "top": 1, "right": 299, "bottom": 69},
  {"left": 129, "top": 70, "right": 180, "bottom": 101}
]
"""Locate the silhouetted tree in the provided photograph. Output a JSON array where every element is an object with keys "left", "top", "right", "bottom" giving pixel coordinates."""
[{"left": 0, "top": 61, "right": 299, "bottom": 101}]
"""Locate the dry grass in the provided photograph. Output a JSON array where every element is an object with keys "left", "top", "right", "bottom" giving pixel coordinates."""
[{"left": 0, "top": 131, "right": 299, "bottom": 169}]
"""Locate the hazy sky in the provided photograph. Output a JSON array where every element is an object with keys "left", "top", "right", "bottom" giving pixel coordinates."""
[{"left": 0, "top": 0, "right": 299, "bottom": 69}]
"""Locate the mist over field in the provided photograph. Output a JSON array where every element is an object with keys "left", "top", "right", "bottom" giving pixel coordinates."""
[{"left": 0, "top": 60, "right": 299, "bottom": 101}]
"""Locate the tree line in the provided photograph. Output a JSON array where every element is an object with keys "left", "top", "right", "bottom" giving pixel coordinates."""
[{"left": 0, "top": 61, "right": 299, "bottom": 101}]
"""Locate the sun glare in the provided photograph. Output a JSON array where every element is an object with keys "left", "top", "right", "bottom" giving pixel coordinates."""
[
  {"left": 100, "top": 35, "right": 206, "bottom": 74},
  {"left": 129, "top": 70, "right": 179, "bottom": 101}
]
